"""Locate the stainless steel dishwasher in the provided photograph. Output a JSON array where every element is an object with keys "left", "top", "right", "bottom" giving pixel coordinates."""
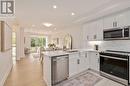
[{"left": 51, "top": 55, "right": 69, "bottom": 85}]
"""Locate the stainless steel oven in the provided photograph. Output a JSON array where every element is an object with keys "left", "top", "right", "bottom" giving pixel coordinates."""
[{"left": 100, "top": 50, "right": 129, "bottom": 85}]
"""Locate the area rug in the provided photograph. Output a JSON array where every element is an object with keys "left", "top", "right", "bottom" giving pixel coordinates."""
[{"left": 55, "top": 72, "right": 102, "bottom": 86}]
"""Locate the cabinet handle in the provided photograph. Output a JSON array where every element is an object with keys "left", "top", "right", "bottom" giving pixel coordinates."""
[
  {"left": 77, "top": 59, "right": 80, "bottom": 64},
  {"left": 115, "top": 22, "right": 117, "bottom": 27},
  {"left": 85, "top": 53, "right": 87, "bottom": 58},
  {"left": 113, "top": 21, "right": 117, "bottom": 27},
  {"left": 94, "top": 35, "right": 97, "bottom": 39},
  {"left": 113, "top": 22, "right": 114, "bottom": 27},
  {"left": 87, "top": 35, "right": 89, "bottom": 40},
  {"left": 98, "top": 58, "right": 100, "bottom": 63}
]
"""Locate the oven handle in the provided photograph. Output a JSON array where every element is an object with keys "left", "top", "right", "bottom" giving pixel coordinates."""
[{"left": 100, "top": 55, "right": 128, "bottom": 61}]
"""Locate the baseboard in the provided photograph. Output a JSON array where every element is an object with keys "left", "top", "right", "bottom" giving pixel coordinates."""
[{"left": 0, "top": 63, "right": 13, "bottom": 86}]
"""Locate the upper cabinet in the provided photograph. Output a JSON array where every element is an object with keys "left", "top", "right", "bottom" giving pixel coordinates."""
[
  {"left": 103, "top": 10, "right": 130, "bottom": 29},
  {"left": 123, "top": 10, "right": 130, "bottom": 26},
  {"left": 103, "top": 15, "right": 117, "bottom": 29},
  {"left": 83, "top": 19, "right": 103, "bottom": 41},
  {"left": 83, "top": 9, "right": 130, "bottom": 41}
]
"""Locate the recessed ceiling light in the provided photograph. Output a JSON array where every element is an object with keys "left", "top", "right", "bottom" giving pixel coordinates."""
[
  {"left": 32, "top": 24, "right": 35, "bottom": 27},
  {"left": 53, "top": 5, "right": 57, "bottom": 9},
  {"left": 42, "top": 23, "right": 53, "bottom": 27},
  {"left": 71, "top": 12, "right": 75, "bottom": 16},
  {"left": 54, "top": 28, "right": 57, "bottom": 30}
]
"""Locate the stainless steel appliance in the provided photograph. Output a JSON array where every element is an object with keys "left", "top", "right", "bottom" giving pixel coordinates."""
[
  {"left": 51, "top": 55, "right": 69, "bottom": 85},
  {"left": 100, "top": 50, "right": 129, "bottom": 85},
  {"left": 103, "top": 26, "right": 130, "bottom": 40}
]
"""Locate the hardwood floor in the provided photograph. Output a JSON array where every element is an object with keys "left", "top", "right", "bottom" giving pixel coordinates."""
[
  {"left": 4, "top": 55, "right": 46, "bottom": 86},
  {"left": 4, "top": 54, "right": 124, "bottom": 86}
]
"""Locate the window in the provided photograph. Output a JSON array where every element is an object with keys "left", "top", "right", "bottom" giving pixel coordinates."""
[{"left": 31, "top": 37, "right": 47, "bottom": 47}]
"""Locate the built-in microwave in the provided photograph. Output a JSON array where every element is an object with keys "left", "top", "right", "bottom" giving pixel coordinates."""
[{"left": 103, "top": 26, "right": 130, "bottom": 40}]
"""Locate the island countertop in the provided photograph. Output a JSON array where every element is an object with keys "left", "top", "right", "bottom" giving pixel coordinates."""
[
  {"left": 42, "top": 49, "right": 100, "bottom": 57},
  {"left": 42, "top": 51, "right": 70, "bottom": 57},
  {"left": 42, "top": 49, "right": 100, "bottom": 86}
]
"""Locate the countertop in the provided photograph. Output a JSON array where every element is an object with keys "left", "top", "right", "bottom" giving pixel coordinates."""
[
  {"left": 42, "top": 51, "right": 69, "bottom": 57},
  {"left": 42, "top": 49, "right": 100, "bottom": 57}
]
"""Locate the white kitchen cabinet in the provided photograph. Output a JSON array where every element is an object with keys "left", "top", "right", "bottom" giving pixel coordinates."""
[
  {"left": 103, "top": 10, "right": 130, "bottom": 29},
  {"left": 123, "top": 10, "right": 130, "bottom": 26},
  {"left": 69, "top": 51, "right": 90, "bottom": 77},
  {"left": 83, "top": 19, "right": 103, "bottom": 41},
  {"left": 116, "top": 13, "right": 127, "bottom": 27},
  {"left": 93, "top": 20, "right": 103, "bottom": 41},
  {"left": 89, "top": 52, "right": 100, "bottom": 71},
  {"left": 103, "top": 15, "right": 117, "bottom": 29},
  {"left": 83, "top": 23, "right": 93, "bottom": 41},
  {"left": 78, "top": 51, "right": 89, "bottom": 73},
  {"left": 69, "top": 53, "right": 79, "bottom": 77}
]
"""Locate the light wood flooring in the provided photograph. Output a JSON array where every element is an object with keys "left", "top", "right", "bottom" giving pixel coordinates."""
[
  {"left": 4, "top": 54, "right": 125, "bottom": 86},
  {"left": 4, "top": 55, "right": 46, "bottom": 86}
]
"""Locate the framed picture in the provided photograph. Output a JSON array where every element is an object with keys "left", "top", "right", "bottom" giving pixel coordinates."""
[
  {"left": 1, "top": 21, "right": 12, "bottom": 52},
  {"left": 0, "top": 21, "right": 1, "bottom": 52}
]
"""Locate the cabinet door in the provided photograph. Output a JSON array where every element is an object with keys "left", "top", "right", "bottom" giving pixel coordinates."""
[
  {"left": 69, "top": 53, "right": 79, "bottom": 77},
  {"left": 125, "top": 10, "right": 130, "bottom": 26},
  {"left": 83, "top": 22, "right": 94, "bottom": 41},
  {"left": 78, "top": 52, "right": 89, "bottom": 73},
  {"left": 103, "top": 15, "right": 116, "bottom": 29},
  {"left": 83, "top": 24, "right": 89, "bottom": 41},
  {"left": 93, "top": 20, "right": 104, "bottom": 41},
  {"left": 89, "top": 52, "right": 99, "bottom": 71}
]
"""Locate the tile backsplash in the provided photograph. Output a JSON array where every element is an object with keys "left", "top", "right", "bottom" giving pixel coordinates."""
[{"left": 87, "top": 40, "right": 130, "bottom": 52}]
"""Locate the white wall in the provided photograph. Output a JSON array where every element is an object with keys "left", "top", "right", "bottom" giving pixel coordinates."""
[
  {"left": 0, "top": 51, "right": 12, "bottom": 86},
  {"left": 50, "top": 24, "right": 83, "bottom": 49},
  {"left": 0, "top": 21, "right": 12, "bottom": 86},
  {"left": 24, "top": 33, "right": 31, "bottom": 48},
  {"left": 16, "top": 27, "right": 25, "bottom": 60}
]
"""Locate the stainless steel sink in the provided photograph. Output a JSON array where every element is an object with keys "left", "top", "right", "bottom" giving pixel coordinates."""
[{"left": 65, "top": 50, "right": 79, "bottom": 53}]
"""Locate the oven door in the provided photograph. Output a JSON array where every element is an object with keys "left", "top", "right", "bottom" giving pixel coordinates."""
[{"left": 100, "top": 55, "right": 128, "bottom": 80}]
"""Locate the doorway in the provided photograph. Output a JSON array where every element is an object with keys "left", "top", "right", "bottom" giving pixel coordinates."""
[
  {"left": 30, "top": 36, "right": 48, "bottom": 58},
  {"left": 12, "top": 32, "right": 16, "bottom": 64}
]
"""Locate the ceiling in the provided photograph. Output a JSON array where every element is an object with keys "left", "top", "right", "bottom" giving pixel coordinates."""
[{"left": 15, "top": 0, "right": 130, "bottom": 34}]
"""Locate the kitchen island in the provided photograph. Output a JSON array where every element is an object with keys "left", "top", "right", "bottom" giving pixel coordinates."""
[
  {"left": 43, "top": 50, "right": 78, "bottom": 86},
  {"left": 42, "top": 49, "right": 99, "bottom": 86}
]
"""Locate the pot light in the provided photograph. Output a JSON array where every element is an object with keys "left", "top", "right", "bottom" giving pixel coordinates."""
[
  {"left": 53, "top": 5, "right": 57, "bottom": 9},
  {"left": 54, "top": 28, "right": 57, "bottom": 30},
  {"left": 32, "top": 24, "right": 35, "bottom": 27},
  {"left": 71, "top": 12, "right": 75, "bottom": 16},
  {"left": 43, "top": 23, "right": 53, "bottom": 27}
]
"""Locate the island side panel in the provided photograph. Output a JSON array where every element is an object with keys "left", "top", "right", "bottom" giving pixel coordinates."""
[{"left": 43, "top": 56, "right": 52, "bottom": 86}]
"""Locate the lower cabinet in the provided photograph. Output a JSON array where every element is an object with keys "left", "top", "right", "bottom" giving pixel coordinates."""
[
  {"left": 78, "top": 52, "right": 89, "bottom": 73},
  {"left": 69, "top": 53, "right": 79, "bottom": 77},
  {"left": 89, "top": 51, "right": 100, "bottom": 71},
  {"left": 69, "top": 52, "right": 89, "bottom": 77},
  {"left": 69, "top": 51, "right": 100, "bottom": 78}
]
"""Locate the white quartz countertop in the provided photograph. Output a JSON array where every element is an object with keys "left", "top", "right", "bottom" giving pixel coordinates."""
[
  {"left": 42, "top": 51, "right": 70, "bottom": 57},
  {"left": 42, "top": 49, "right": 100, "bottom": 57}
]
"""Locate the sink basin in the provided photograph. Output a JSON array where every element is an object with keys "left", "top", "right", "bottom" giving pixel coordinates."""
[{"left": 65, "top": 50, "right": 79, "bottom": 53}]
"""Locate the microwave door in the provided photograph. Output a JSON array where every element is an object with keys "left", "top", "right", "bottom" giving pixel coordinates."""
[{"left": 104, "top": 29, "right": 123, "bottom": 39}]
